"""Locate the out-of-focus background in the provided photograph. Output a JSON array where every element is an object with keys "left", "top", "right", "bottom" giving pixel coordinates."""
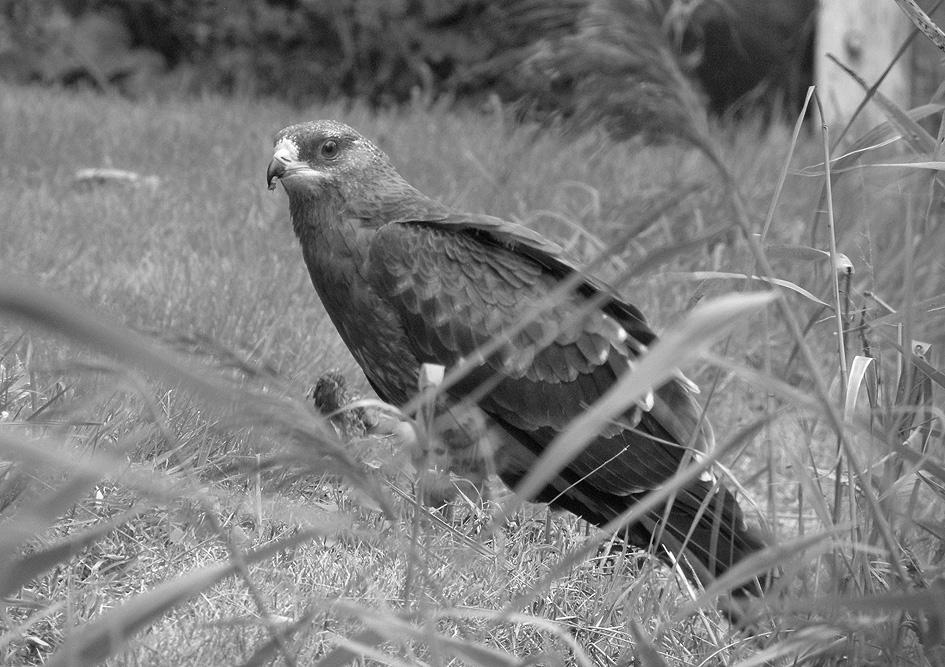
[{"left": 3, "top": 0, "right": 938, "bottom": 132}]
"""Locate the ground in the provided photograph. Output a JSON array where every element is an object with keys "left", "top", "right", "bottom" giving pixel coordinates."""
[{"left": 1, "top": 83, "right": 943, "bottom": 666}]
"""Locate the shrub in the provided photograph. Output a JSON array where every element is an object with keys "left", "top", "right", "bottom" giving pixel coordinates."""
[{"left": 1, "top": 0, "right": 815, "bottom": 132}]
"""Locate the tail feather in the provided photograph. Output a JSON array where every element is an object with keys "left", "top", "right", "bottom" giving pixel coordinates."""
[
  {"left": 493, "top": 427, "right": 772, "bottom": 596},
  {"left": 522, "top": 472, "right": 772, "bottom": 595},
  {"left": 634, "top": 480, "right": 771, "bottom": 595}
]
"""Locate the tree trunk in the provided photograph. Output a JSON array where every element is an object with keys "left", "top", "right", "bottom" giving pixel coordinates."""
[{"left": 816, "top": 0, "right": 913, "bottom": 137}]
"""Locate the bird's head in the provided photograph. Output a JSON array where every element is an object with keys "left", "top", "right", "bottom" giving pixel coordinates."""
[{"left": 266, "top": 120, "right": 393, "bottom": 198}]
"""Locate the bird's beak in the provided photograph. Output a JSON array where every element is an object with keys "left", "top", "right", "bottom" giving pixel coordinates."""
[
  {"left": 266, "top": 157, "right": 285, "bottom": 191},
  {"left": 267, "top": 138, "right": 302, "bottom": 191}
]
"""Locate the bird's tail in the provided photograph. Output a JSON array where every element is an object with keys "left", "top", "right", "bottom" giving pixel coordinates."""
[{"left": 627, "top": 479, "right": 772, "bottom": 596}]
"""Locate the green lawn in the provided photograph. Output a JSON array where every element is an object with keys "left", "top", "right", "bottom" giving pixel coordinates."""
[{"left": 1, "top": 82, "right": 943, "bottom": 666}]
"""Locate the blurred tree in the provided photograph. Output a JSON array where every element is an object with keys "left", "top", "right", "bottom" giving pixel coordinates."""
[
  {"left": 0, "top": 0, "right": 165, "bottom": 94},
  {"left": 0, "top": 0, "right": 816, "bottom": 133}
]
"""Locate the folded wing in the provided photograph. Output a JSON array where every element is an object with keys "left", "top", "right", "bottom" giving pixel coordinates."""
[{"left": 367, "top": 214, "right": 712, "bottom": 497}]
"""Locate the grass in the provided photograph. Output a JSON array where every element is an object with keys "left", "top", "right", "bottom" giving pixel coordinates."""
[{"left": 1, "top": 79, "right": 944, "bottom": 666}]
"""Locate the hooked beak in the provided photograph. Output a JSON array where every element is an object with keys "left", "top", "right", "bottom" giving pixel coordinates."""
[
  {"left": 266, "top": 157, "right": 285, "bottom": 191},
  {"left": 267, "top": 138, "right": 302, "bottom": 191}
]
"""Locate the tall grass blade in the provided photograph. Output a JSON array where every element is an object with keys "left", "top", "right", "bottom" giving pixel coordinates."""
[
  {"left": 670, "top": 271, "right": 829, "bottom": 307},
  {"left": 0, "top": 471, "right": 100, "bottom": 567},
  {"left": 313, "top": 628, "right": 386, "bottom": 667},
  {"left": 240, "top": 612, "right": 314, "bottom": 667},
  {"left": 0, "top": 506, "right": 144, "bottom": 598},
  {"left": 326, "top": 603, "right": 526, "bottom": 667},
  {"left": 504, "top": 291, "right": 777, "bottom": 515},
  {"left": 827, "top": 55, "right": 937, "bottom": 156},
  {"left": 893, "top": 0, "right": 945, "bottom": 51},
  {"left": 45, "top": 530, "right": 320, "bottom": 667},
  {"left": 0, "top": 281, "right": 386, "bottom": 502},
  {"left": 845, "top": 356, "right": 875, "bottom": 421},
  {"left": 830, "top": 104, "right": 944, "bottom": 174},
  {"left": 730, "top": 626, "right": 845, "bottom": 667},
  {"left": 502, "top": 416, "right": 776, "bottom": 615},
  {"left": 627, "top": 620, "right": 668, "bottom": 667}
]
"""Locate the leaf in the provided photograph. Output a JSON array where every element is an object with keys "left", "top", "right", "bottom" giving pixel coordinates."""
[{"left": 506, "top": 291, "right": 778, "bottom": 515}]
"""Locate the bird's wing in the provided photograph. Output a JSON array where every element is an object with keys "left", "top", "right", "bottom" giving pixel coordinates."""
[
  {"left": 368, "top": 214, "right": 711, "bottom": 496},
  {"left": 389, "top": 210, "right": 655, "bottom": 342}
]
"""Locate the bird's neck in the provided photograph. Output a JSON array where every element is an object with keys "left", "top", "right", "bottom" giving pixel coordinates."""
[
  {"left": 288, "top": 187, "right": 369, "bottom": 282},
  {"left": 288, "top": 187, "right": 344, "bottom": 241},
  {"left": 287, "top": 184, "right": 421, "bottom": 404}
]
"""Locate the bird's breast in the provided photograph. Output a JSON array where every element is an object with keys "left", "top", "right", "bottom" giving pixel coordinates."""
[{"left": 298, "top": 220, "right": 420, "bottom": 405}]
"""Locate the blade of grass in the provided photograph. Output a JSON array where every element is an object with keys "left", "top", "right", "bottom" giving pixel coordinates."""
[
  {"left": 845, "top": 356, "right": 875, "bottom": 420},
  {"left": 332, "top": 603, "right": 526, "bottom": 667},
  {"left": 666, "top": 271, "right": 829, "bottom": 307},
  {"left": 240, "top": 610, "right": 316, "bottom": 667},
  {"left": 760, "top": 85, "right": 816, "bottom": 242},
  {"left": 0, "top": 472, "right": 101, "bottom": 568},
  {"left": 826, "top": 55, "right": 938, "bottom": 156},
  {"left": 730, "top": 627, "right": 845, "bottom": 667},
  {"left": 0, "top": 505, "right": 146, "bottom": 598},
  {"left": 628, "top": 620, "right": 669, "bottom": 667},
  {"left": 500, "top": 291, "right": 777, "bottom": 520},
  {"left": 500, "top": 415, "right": 775, "bottom": 617},
  {"left": 893, "top": 0, "right": 945, "bottom": 52},
  {"left": 0, "top": 280, "right": 389, "bottom": 509},
  {"left": 693, "top": 89, "right": 915, "bottom": 587},
  {"left": 314, "top": 628, "right": 389, "bottom": 667},
  {"left": 45, "top": 529, "right": 321, "bottom": 667}
]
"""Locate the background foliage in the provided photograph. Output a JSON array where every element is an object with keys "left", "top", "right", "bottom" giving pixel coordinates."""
[{"left": 0, "top": 0, "right": 815, "bottom": 130}]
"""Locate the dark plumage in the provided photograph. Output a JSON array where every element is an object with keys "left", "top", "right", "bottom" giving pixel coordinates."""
[
  {"left": 268, "top": 120, "right": 769, "bottom": 595},
  {"left": 310, "top": 370, "right": 372, "bottom": 439}
]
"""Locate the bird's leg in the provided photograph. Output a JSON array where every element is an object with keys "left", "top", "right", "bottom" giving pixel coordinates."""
[{"left": 410, "top": 364, "right": 494, "bottom": 512}]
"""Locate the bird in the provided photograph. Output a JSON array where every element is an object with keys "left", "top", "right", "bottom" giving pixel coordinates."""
[
  {"left": 311, "top": 370, "right": 373, "bottom": 439},
  {"left": 267, "top": 119, "right": 770, "bottom": 595}
]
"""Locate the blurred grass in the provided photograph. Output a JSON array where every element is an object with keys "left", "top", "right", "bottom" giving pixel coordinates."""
[{"left": 1, "top": 79, "right": 944, "bottom": 666}]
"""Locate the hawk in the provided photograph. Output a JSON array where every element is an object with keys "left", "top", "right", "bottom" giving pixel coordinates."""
[{"left": 267, "top": 120, "right": 769, "bottom": 594}]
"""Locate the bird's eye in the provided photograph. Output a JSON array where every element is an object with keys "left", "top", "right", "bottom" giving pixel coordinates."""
[{"left": 320, "top": 140, "right": 339, "bottom": 158}]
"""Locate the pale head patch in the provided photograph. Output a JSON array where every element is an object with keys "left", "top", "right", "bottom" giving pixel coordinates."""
[{"left": 273, "top": 137, "right": 300, "bottom": 164}]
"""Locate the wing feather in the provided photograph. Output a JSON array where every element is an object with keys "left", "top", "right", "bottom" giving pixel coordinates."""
[{"left": 368, "top": 216, "right": 710, "bottom": 495}]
